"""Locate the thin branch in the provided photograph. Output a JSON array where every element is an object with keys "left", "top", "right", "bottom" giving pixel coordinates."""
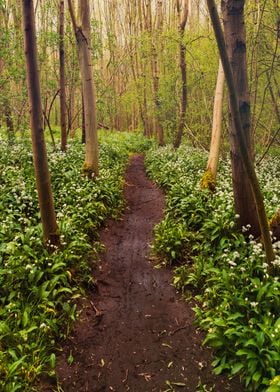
[{"left": 257, "top": 127, "right": 280, "bottom": 165}]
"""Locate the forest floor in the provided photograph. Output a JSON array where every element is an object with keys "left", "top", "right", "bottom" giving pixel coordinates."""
[{"left": 40, "top": 155, "right": 242, "bottom": 392}]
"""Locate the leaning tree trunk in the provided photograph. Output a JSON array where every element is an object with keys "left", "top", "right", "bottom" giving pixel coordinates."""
[
  {"left": 222, "top": 0, "right": 260, "bottom": 237},
  {"left": 68, "top": 0, "right": 99, "bottom": 177},
  {"left": 206, "top": 0, "right": 275, "bottom": 269},
  {"left": 59, "top": 0, "right": 67, "bottom": 151},
  {"left": 22, "top": 0, "right": 59, "bottom": 246},
  {"left": 201, "top": 59, "right": 225, "bottom": 191},
  {"left": 173, "top": 0, "right": 189, "bottom": 149}
]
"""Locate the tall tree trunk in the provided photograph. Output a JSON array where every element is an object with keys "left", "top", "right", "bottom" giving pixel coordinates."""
[
  {"left": 4, "top": 101, "right": 15, "bottom": 142},
  {"left": 68, "top": 0, "right": 99, "bottom": 177},
  {"left": 81, "top": 92, "right": 86, "bottom": 144},
  {"left": 155, "top": 0, "right": 164, "bottom": 146},
  {"left": 59, "top": 0, "right": 67, "bottom": 151},
  {"left": 0, "top": 42, "right": 14, "bottom": 143},
  {"left": 173, "top": 0, "right": 189, "bottom": 148},
  {"left": 206, "top": 0, "right": 274, "bottom": 268},
  {"left": 222, "top": 0, "right": 260, "bottom": 237},
  {"left": 201, "top": 59, "right": 225, "bottom": 190},
  {"left": 270, "top": 209, "right": 280, "bottom": 241},
  {"left": 148, "top": 0, "right": 165, "bottom": 145},
  {"left": 267, "top": 73, "right": 280, "bottom": 123},
  {"left": 22, "top": 0, "right": 59, "bottom": 246},
  {"left": 125, "top": 0, "right": 148, "bottom": 136}
]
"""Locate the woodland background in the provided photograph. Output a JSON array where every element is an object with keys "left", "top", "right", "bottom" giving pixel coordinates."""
[{"left": 0, "top": 0, "right": 279, "bottom": 150}]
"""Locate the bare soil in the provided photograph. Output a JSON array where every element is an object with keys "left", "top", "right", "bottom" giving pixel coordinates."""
[{"left": 40, "top": 154, "right": 242, "bottom": 392}]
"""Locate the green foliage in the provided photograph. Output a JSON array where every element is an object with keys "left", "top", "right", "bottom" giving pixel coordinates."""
[
  {"left": 0, "top": 131, "right": 152, "bottom": 391},
  {"left": 145, "top": 145, "right": 280, "bottom": 391},
  {"left": 153, "top": 217, "right": 189, "bottom": 262}
]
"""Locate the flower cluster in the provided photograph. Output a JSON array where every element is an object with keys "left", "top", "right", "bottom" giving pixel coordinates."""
[
  {"left": 145, "top": 145, "right": 280, "bottom": 391},
  {"left": 0, "top": 131, "right": 153, "bottom": 390}
]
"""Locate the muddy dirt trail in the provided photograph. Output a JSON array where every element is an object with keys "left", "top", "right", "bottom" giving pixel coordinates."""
[{"left": 41, "top": 154, "right": 242, "bottom": 392}]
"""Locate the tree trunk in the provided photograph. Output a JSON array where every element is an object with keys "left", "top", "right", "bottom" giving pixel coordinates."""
[
  {"left": 206, "top": 0, "right": 275, "bottom": 268},
  {"left": 222, "top": 0, "right": 260, "bottom": 237},
  {"left": 4, "top": 102, "right": 15, "bottom": 142},
  {"left": 68, "top": 0, "right": 99, "bottom": 177},
  {"left": 149, "top": 0, "right": 165, "bottom": 146},
  {"left": 125, "top": 0, "right": 149, "bottom": 136},
  {"left": 59, "top": 0, "right": 67, "bottom": 151},
  {"left": 22, "top": 0, "right": 59, "bottom": 246},
  {"left": 0, "top": 43, "right": 14, "bottom": 143},
  {"left": 81, "top": 92, "right": 86, "bottom": 144},
  {"left": 267, "top": 73, "right": 280, "bottom": 123},
  {"left": 173, "top": 0, "right": 189, "bottom": 149},
  {"left": 270, "top": 209, "right": 280, "bottom": 241},
  {"left": 201, "top": 59, "right": 225, "bottom": 190}
]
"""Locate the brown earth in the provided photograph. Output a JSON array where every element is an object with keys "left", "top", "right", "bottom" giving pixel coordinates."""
[{"left": 40, "top": 154, "right": 242, "bottom": 392}]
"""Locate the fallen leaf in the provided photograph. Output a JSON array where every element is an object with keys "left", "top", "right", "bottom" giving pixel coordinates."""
[
  {"left": 171, "top": 382, "right": 187, "bottom": 387},
  {"left": 99, "top": 358, "right": 105, "bottom": 367},
  {"left": 138, "top": 372, "right": 154, "bottom": 382},
  {"left": 162, "top": 342, "right": 172, "bottom": 349}
]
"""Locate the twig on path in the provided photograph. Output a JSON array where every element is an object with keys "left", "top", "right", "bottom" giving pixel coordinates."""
[
  {"left": 138, "top": 372, "right": 155, "bottom": 382},
  {"left": 89, "top": 301, "right": 104, "bottom": 318},
  {"left": 169, "top": 323, "right": 189, "bottom": 336},
  {"left": 122, "top": 369, "right": 129, "bottom": 383}
]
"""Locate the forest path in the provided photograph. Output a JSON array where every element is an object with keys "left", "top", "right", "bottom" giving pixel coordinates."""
[{"left": 43, "top": 155, "right": 241, "bottom": 392}]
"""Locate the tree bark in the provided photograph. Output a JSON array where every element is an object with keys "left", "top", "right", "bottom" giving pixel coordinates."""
[
  {"left": 68, "top": 0, "right": 99, "bottom": 177},
  {"left": 206, "top": 0, "right": 275, "bottom": 268},
  {"left": 201, "top": 59, "right": 225, "bottom": 190},
  {"left": 4, "top": 101, "right": 15, "bottom": 142},
  {"left": 149, "top": 0, "right": 165, "bottom": 145},
  {"left": 173, "top": 0, "right": 189, "bottom": 149},
  {"left": 221, "top": 0, "right": 260, "bottom": 237},
  {"left": 81, "top": 92, "right": 86, "bottom": 144},
  {"left": 125, "top": 0, "right": 149, "bottom": 136},
  {"left": 59, "top": 0, "right": 67, "bottom": 151},
  {"left": 22, "top": 0, "right": 59, "bottom": 246}
]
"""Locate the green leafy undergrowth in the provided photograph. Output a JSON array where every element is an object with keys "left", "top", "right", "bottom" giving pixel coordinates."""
[
  {"left": 0, "top": 131, "right": 153, "bottom": 391},
  {"left": 145, "top": 145, "right": 280, "bottom": 391}
]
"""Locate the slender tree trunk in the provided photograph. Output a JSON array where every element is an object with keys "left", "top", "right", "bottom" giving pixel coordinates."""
[
  {"left": 221, "top": 0, "right": 260, "bottom": 237},
  {"left": 68, "top": 0, "right": 99, "bottom": 177},
  {"left": 81, "top": 92, "right": 86, "bottom": 144},
  {"left": 125, "top": 0, "right": 149, "bottom": 136},
  {"left": 0, "top": 49, "right": 14, "bottom": 142},
  {"left": 59, "top": 0, "right": 67, "bottom": 151},
  {"left": 4, "top": 102, "right": 15, "bottom": 142},
  {"left": 206, "top": 0, "right": 275, "bottom": 268},
  {"left": 270, "top": 209, "right": 280, "bottom": 241},
  {"left": 267, "top": 73, "right": 280, "bottom": 123},
  {"left": 22, "top": 0, "right": 59, "bottom": 246},
  {"left": 69, "top": 87, "right": 77, "bottom": 137},
  {"left": 173, "top": 0, "right": 189, "bottom": 148},
  {"left": 148, "top": 0, "right": 165, "bottom": 145},
  {"left": 155, "top": 0, "right": 164, "bottom": 146},
  {"left": 201, "top": 59, "right": 225, "bottom": 190}
]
